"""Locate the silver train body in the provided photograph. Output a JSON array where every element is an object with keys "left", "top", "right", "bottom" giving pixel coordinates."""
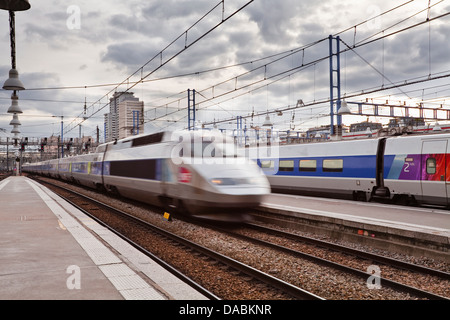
[
  {"left": 23, "top": 130, "right": 270, "bottom": 220},
  {"left": 254, "top": 133, "right": 450, "bottom": 207}
]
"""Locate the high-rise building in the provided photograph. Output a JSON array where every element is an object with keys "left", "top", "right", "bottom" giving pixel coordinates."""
[
  {"left": 119, "top": 99, "right": 144, "bottom": 139},
  {"left": 104, "top": 92, "right": 143, "bottom": 142}
]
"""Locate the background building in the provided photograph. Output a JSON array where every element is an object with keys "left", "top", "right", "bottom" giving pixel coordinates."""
[
  {"left": 104, "top": 92, "right": 143, "bottom": 142},
  {"left": 119, "top": 99, "right": 144, "bottom": 139}
]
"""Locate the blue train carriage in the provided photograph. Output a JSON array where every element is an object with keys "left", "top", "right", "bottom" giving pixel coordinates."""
[
  {"left": 69, "top": 152, "right": 104, "bottom": 189},
  {"left": 57, "top": 157, "right": 73, "bottom": 182},
  {"left": 38, "top": 160, "right": 48, "bottom": 176},
  {"left": 22, "top": 161, "right": 38, "bottom": 174},
  {"left": 47, "top": 159, "right": 59, "bottom": 178},
  {"left": 255, "top": 133, "right": 450, "bottom": 207},
  {"left": 256, "top": 138, "right": 380, "bottom": 200},
  {"left": 383, "top": 134, "right": 450, "bottom": 206}
]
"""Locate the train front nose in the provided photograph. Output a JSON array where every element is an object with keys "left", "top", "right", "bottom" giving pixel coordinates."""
[
  {"left": 208, "top": 175, "right": 270, "bottom": 196},
  {"left": 204, "top": 165, "right": 271, "bottom": 206},
  {"left": 187, "top": 172, "right": 270, "bottom": 222}
]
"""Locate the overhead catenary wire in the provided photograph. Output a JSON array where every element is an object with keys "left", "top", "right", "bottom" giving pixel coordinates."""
[
  {"left": 339, "top": 38, "right": 413, "bottom": 99},
  {"left": 63, "top": 0, "right": 255, "bottom": 135},
  {"left": 147, "top": 4, "right": 450, "bottom": 128},
  {"left": 55, "top": 0, "right": 425, "bottom": 133},
  {"left": 202, "top": 71, "right": 450, "bottom": 128},
  {"left": 333, "top": 0, "right": 417, "bottom": 37},
  {"left": 351, "top": 0, "right": 445, "bottom": 47},
  {"left": 12, "top": 0, "right": 450, "bottom": 136},
  {"left": 20, "top": 3, "right": 440, "bottom": 111},
  {"left": 21, "top": 0, "right": 419, "bottom": 92}
]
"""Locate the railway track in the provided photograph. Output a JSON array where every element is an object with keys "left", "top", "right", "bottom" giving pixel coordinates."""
[
  {"left": 34, "top": 177, "right": 323, "bottom": 300},
  {"left": 203, "top": 221, "right": 450, "bottom": 300},
  {"left": 30, "top": 176, "right": 449, "bottom": 299},
  {"left": 0, "top": 172, "right": 12, "bottom": 181}
]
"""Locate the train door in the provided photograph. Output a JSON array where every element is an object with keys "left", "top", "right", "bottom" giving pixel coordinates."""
[
  {"left": 421, "top": 140, "right": 448, "bottom": 205},
  {"left": 160, "top": 159, "right": 172, "bottom": 195}
]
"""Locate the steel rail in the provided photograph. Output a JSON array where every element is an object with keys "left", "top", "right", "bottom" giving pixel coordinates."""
[
  {"left": 35, "top": 178, "right": 219, "bottom": 300},
  {"left": 36, "top": 178, "right": 324, "bottom": 300},
  {"left": 246, "top": 222, "right": 450, "bottom": 280},
  {"left": 208, "top": 223, "right": 449, "bottom": 300}
]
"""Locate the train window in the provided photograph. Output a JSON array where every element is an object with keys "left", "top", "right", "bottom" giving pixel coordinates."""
[
  {"left": 131, "top": 132, "right": 164, "bottom": 148},
  {"left": 260, "top": 160, "right": 274, "bottom": 169},
  {"left": 299, "top": 160, "right": 317, "bottom": 172},
  {"left": 323, "top": 159, "right": 343, "bottom": 172},
  {"left": 426, "top": 158, "right": 436, "bottom": 175},
  {"left": 279, "top": 160, "right": 294, "bottom": 172}
]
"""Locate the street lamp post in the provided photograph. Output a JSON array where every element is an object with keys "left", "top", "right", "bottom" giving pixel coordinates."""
[{"left": 1, "top": 0, "right": 30, "bottom": 162}]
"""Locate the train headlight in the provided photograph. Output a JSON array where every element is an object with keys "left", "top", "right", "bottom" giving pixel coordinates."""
[
  {"left": 210, "top": 177, "right": 267, "bottom": 186},
  {"left": 211, "top": 178, "right": 224, "bottom": 185},
  {"left": 210, "top": 178, "right": 236, "bottom": 185}
]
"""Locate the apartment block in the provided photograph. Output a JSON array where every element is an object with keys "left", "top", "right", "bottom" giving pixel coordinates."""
[
  {"left": 118, "top": 99, "right": 144, "bottom": 139},
  {"left": 104, "top": 92, "right": 143, "bottom": 142}
]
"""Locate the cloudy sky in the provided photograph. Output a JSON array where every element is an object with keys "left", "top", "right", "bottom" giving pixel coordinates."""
[{"left": 1, "top": 0, "right": 449, "bottom": 141}]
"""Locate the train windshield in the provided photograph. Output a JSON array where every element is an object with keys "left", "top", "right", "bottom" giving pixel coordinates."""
[
  {"left": 205, "top": 140, "right": 239, "bottom": 158},
  {"left": 172, "top": 131, "right": 239, "bottom": 158},
  {"left": 191, "top": 139, "right": 239, "bottom": 158}
]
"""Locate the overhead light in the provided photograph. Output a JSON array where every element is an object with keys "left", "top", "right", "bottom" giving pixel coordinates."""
[
  {"left": 0, "top": 0, "right": 31, "bottom": 11},
  {"left": 262, "top": 115, "right": 273, "bottom": 127},
  {"left": 11, "top": 125, "right": 20, "bottom": 134},
  {"left": 7, "top": 94, "right": 23, "bottom": 114},
  {"left": 337, "top": 100, "right": 351, "bottom": 115},
  {"left": 433, "top": 122, "right": 442, "bottom": 132},
  {"left": 3, "top": 69, "right": 25, "bottom": 91},
  {"left": 9, "top": 113, "right": 21, "bottom": 126}
]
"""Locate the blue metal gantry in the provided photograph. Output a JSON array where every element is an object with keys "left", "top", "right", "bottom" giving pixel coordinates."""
[{"left": 329, "top": 35, "right": 343, "bottom": 136}]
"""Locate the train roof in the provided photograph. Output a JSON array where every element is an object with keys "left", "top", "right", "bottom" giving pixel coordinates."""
[
  {"left": 95, "top": 131, "right": 167, "bottom": 153},
  {"left": 96, "top": 130, "right": 233, "bottom": 152}
]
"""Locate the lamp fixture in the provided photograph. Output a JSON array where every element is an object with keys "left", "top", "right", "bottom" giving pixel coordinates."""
[
  {"left": 3, "top": 68, "right": 25, "bottom": 91},
  {"left": 0, "top": 0, "right": 31, "bottom": 11},
  {"left": 11, "top": 125, "right": 20, "bottom": 134},
  {"left": 9, "top": 113, "right": 21, "bottom": 125},
  {"left": 337, "top": 100, "right": 351, "bottom": 115},
  {"left": 262, "top": 115, "right": 273, "bottom": 127},
  {"left": 7, "top": 94, "right": 23, "bottom": 113},
  {"left": 433, "top": 122, "right": 442, "bottom": 132}
]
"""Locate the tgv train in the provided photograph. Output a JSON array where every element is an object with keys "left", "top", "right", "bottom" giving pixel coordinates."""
[
  {"left": 255, "top": 132, "right": 450, "bottom": 207},
  {"left": 22, "top": 130, "right": 271, "bottom": 221}
]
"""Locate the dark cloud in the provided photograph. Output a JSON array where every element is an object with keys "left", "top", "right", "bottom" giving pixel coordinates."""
[
  {"left": 142, "top": 0, "right": 212, "bottom": 20},
  {"left": 247, "top": 0, "right": 315, "bottom": 46},
  {"left": 2, "top": 0, "right": 450, "bottom": 137},
  {"left": 101, "top": 41, "right": 160, "bottom": 72}
]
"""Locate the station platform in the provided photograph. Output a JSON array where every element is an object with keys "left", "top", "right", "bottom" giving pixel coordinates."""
[
  {"left": 0, "top": 176, "right": 209, "bottom": 300},
  {"left": 260, "top": 193, "right": 450, "bottom": 262}
]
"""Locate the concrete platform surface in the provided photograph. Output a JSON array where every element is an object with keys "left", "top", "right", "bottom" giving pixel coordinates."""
[{"left": 0, "top": 176, "right": 208, "bottom": 300}]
